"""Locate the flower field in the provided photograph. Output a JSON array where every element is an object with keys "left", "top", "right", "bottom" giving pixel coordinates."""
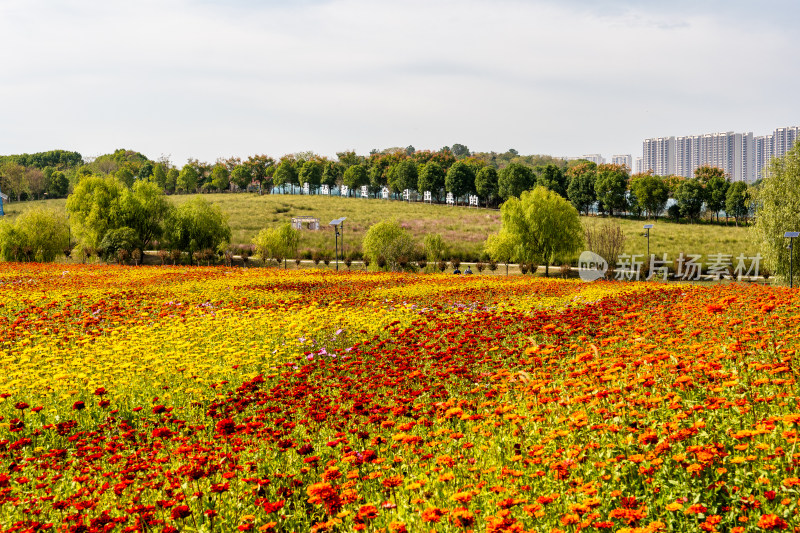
[{"left": 1, "top": 265, "right": 799, "bottom": 533}]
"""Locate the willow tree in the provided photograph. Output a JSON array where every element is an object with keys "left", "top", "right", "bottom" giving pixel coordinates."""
[
  {"left": 753, "top": 141, "right": 800, "bottom": 284},
  {"left": 493, "top": 185, "right": 583, "bottom": 276}
]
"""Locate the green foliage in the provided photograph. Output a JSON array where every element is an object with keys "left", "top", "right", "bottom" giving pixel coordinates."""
[
  {"left": 484, "top": 231, "right": 517, "bottom": 275},
  {"left": 361, "top": 220, "right": 416, "bottom": 271},
  {"left": 629, "top": 174, "right": 669, "bottom": 219},
  {"left": 164, "top": 197, "right": 231, "bottom": 264},
  {"left": 674, "top": 178, "right": 706, "bottom": 222},
  {"left": 48, "top": 170, "right": 69, "bottom": 198},
  {"left": 725, "top": 181, "right": 750, "bottom": 226},
  {"left": 474, "top": 167, "right": 499, "bottom": 206},
  {"left": 423, "top": 233, "right": 448, "bottom": 263},
  {"left": 252, "top": 222, "right": 300, "bottom": 265},
  {"left": 444, "top": 161, "right": 475, "bottom": 201},
  {"left": 177, "top": 165, "right": 199, "bottom": 193},
  {"left": 0, "top": 150, "right": 82, "bottom": 170},
  {"left": 0, "top": 207, "right": 69, "bottom": 262},
  {"left": 66, "top": 175, "right": 125, "bottom": 249},
  {"left": 0, "top": 162, "right": 29, "bottom": 201},
  {"left": 299, "top": 161, "right": 322, "bottom": 190},
  {"left": 165, "top": 169, "right": 179, "bottom": 194},
  {"left": 495, "top": 186, "right": 583, "bottom": 275},
  {"left": 343, "top": 165, "right": 369, "bottom": 192},
  {"left": 211, "top": 165, "right": 230, "bottom": 191},
  {"left": 273, "top": 160, "right": 298, "bottom": 191},
  {"left": 693, "top": 166, "right": 726, "bottom": 184},
  {"left": 417, "top": 162, "right": 445, "bottom": 199},
  {"left": 753, "top": 142, "right": 800, "bottom": 284},
  {"left": 498, "top": 163, "right": 534, "bottom": 200},
  {"left": 99, "top": 227, "right": 139, "bottom": 262},
  {"left": 593, "top": 163, "right": 629, "bottom": 216},
  {"left": 451, "top": 143, "right": 470, "bottom": 158},
  {"left": 534, "top": 164, "right": 567, "bottom": 198},
  {"left": 566, "top": 163, "right": 597, "bottom": 215},
  {"left": 151, "top": 164, "right": 168, "bottom": 190},
  {"left": 705, "top": 175, "right": 729, "bottom": 220},
  {"left": 322, "top": 161, "right": 343, "bottom": 188},
  {"left": 389, "top": 160, "right": 418, "bottom": 193},
  {"left": 116, "top": 167, "right": 135, "bottom": 188},
  {"left": 119, "top": 181, "right": 174, "bottom": 251}
]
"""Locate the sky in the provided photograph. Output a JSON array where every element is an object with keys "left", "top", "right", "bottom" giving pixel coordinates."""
[{"left": 1, "top": 0, "right": 798, "bottom": 166}]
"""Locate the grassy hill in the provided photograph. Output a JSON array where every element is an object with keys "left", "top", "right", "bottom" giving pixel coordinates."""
[{"left": 2, "top": 193, "right": 757, "bottom": 262}]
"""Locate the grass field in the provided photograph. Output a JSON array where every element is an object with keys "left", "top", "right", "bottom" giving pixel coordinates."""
[{"left": 3, "top": 193, "right": 757, "bottom": 262}]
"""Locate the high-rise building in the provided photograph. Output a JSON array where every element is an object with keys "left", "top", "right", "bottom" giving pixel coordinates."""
[
  {"left": 634, "top": 157, "right": 645, "bottom": 174},
  {"left": 611, "top": 154, "right": 632, "bottom": 170},
  {"left": 643, "top": 126, "right": 796, "bottom": 182},
  {"left": 581, "top": 154, "right": 606, "bottom": 165},
  {"left": 642, "top": 137, "right": 675, "bottom": 176}
]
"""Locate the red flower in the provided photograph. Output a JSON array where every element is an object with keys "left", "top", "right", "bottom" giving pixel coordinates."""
[
  {"left": 170, "top": 505, "right": 192, "bottom": 520},
  {"left": 72, "top": 401, "right": 85, "bottom": 410},
  {"left": 14, "top": 402, "right": 29, "bottom": 410},
  {"left": 216, "top": 418, "right": 236, "bottom": 435}
]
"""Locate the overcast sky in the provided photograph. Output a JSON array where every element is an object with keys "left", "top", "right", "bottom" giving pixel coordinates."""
[{"left": 1, "top": 0, "right": 797, "bottom": 166}]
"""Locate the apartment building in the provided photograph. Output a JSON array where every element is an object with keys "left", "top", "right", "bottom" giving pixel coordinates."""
[{"left": 611, "top": 154, "right": 632, "bottom": 170}]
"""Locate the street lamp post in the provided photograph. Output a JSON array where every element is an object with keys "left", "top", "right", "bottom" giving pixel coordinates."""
[
  {"left": 329, "top": 217, "right": 347, "bottom": 271},
  {"left": 786, "top": 231, "right": 799, "bottom": 288},
  {"left": 643, "top": 224, "right": 653, "bottom": 272}
]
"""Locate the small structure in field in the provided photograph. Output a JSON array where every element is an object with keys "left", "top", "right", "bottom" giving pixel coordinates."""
[{"left": 292, "top": 216, "right": 320, "bottom": 230}]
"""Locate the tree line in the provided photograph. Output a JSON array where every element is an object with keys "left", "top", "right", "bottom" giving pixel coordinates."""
[{"left": 1, "top": 146, "right": 755, "bottom": 227}]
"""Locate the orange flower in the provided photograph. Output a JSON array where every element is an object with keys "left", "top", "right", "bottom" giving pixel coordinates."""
[
  {"left": 756, "top": 514, "right": 788, "bottom": 530},
  {"left": 381, "top": 475, "right": 403, "bottom": 488},
  {"left": 421, "top": 507, "right": 445, "bottom": 523}
]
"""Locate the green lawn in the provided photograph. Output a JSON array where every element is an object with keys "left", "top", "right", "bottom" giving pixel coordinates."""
[{"left": 2, "top": 193, "right": 757, "bottom": 262}]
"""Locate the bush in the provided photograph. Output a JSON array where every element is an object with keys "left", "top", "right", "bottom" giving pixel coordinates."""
[
  {"left": 450, "top": 258, "right": 461, "bottom": 269},
  {"left": 519, "top": 264, "right": 528, "bottom": 275},
  {"left": 560, "top": 263, "right": 572, "bottom": 279},
  {"left": 488, "top": 260, "right": 497, "bottom": 272},
  {"left": 0, "top": 207, "right": 70, "bottom": 263},
  {"left": 668, "top": 204, "right": 681, "bottom": 223},
  {"left": 437, "top": 260, "right": 447, "bottom": 272},
  {"left": 417, "top": 259, "right": 427, "bottom": 270},
  {"left": 476, "top": 262, "right": 485, "bottom": 273},
  {"left": 362, "top": 220, "right": 416, "bottom": 271}
]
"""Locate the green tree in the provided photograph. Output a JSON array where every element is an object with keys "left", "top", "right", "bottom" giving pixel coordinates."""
[
  {"left": 475, "top": 166, "right": 499, "bottom": 207},
  {"left": 243, "top": 154, "right": 276, "bottom": 191},
  {"left": 151, "top": 164, "right": 168, "bottom": 190},
  {"left": 725, "top": 181, "right": 750, "bottom": 227},
  {"left": 0, "top": 207, "right": 70, "bottom": 262},
  {"left": 99, "top": 227, "right": 139, "bottom": 263},
  {"left": 252, "top": 222, "right": 300, "bottom": 268},
  {"left": 0, "top": 162, "right": 29, "bottom": 201},
  {"left": 230, "top": 165, "right": 253, "bottom": 191},
  {"left": 484, "top": 231, "right": 517, "bottom": 276},
  {"left": 116, "top": 167, "right": 135, "bottom": 188},
  {"left": 361, "top": 220, "right": 416, "bottom": 271},
  {"left": 593, "top": 163, "right": 629, "bottom": 216},
  {"left": 693, "top": 166, "right": 726, "bottom": 184},
  {"left": 119, "top": 181, "right": 174, "bottom": 252},
  {"left": 66, "top": 175, "right": 125, "bottom": 250},
  {"left": 451, "top": 143, "right": 470, "bottom": 158},
  {"left": 210, "top": 164, "right": 230, "bottom": 191},
  {"left": 164, "top": 197, "right": 231, "bottom": 265},
  {"left": 389, "top": 160, "right": 418, "bottom": 193},
  {"left": 753, "top": 142, "right": 800, "bottom": 284},
  {"left": 165, "top": 168, "right": 179, "bottom": 194},
  {"left": 705, "top": 175, "right": 729, "bottom": 222},
  {"left": 498, "top": 163, "right": 534, "bottom": 200},
  {"left": 423, "top": 233, "right": 448, "bottom": 263},
  {"left": 674, "top": 178, "right": 706, "bottom": 222},
  {"left": 273, "top": 159, "right": 298, "bottom": 193},
  {"left": 299, "top": 160, "right": 323, "bottom": 192},
  {"left": 534, "top": 164, "right": 567, "bottom": 198},
  {"left": 48, "top": 170, "right": 69, "bottom": 197},
  {"left": 343, "top": 164, "right": 369, "bottom": 194},
  {"left": 445, "top": 161, "right": 475, "bottom": 203},
  {"left": 322, "top": 161, "right": 343, "bottom": 188},
  {"left": 629, "top": 174, "right": 669, "bottom": 219},
  {"left": 417, "top": 162, "right": 446, "bottom": 200},
  {"left": 495, "top": 186, "right": 583, "bottom": 276},
  {"left": 177, "top": 164, "right": 199, "bottom": 193},
  {"left": 566, "top": 163, "right": 597, "bottom": 215}
]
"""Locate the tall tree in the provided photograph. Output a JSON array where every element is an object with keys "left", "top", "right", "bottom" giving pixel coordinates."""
[
  {"left": 534, "top": 164, "right": 567, "bottom": 198},
  {"left": 629, "top": 174, "right": 669, "bottom": 219},
  {"left": 674, "top": 178, "right": 706, "bottom": 222},
  {"left": 417, "top": 162, "right": 446, "bottom": 201},
  {"left": 566, "top": 162, "right": 597, "bottom": 215},
  {"left": 491, "top": 186, "right": 583, "bottom": 276},
  {"left": 594, "top": 163, "right": 629, "bottom": 216},
  {"left": 498, "top": 163, "right": 534, "bottom": 200},
  {"left": 451, "top": 143, "right": 470, "bottom": 158},
  {"left": 725, "top": 181, "right": 750, "bottom": 227},
  {"left": 705, "top": 175, "right": 729, "bottom": 222},
  {"left": 475, "top": 166, "right": 499, "bottom": 207},
  {"left": 66, "top": 175, "right": 125, "bottom": 250},
  {"left": 230, "top": 165, "right": 253, "bottom": 191},
  {"left": 444, "top": 161, "right": 475, "bottom": 203},
  {"left": 753, "top": 142, "right": 800, "bottom": 284},
  {"left": 177, "top": 165, "right": 199, "bottom": 193},
  {"left": 164, "top": 197, "right": 231, "bottom": 265},
  {"left": 0, "top": 162, "right": 29, "bottom": 201},
  {"left": 210, "top": 164, "right": 230, "bottom": 191},
  {"left": 389, "top": 160, "right": 418, "bottom": 193},
  {"left": 342, "top": 164, "right": 369, "bottom": 194},
  {"left": 299, "top": 160, "right": 323, "bottom": 192}
]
